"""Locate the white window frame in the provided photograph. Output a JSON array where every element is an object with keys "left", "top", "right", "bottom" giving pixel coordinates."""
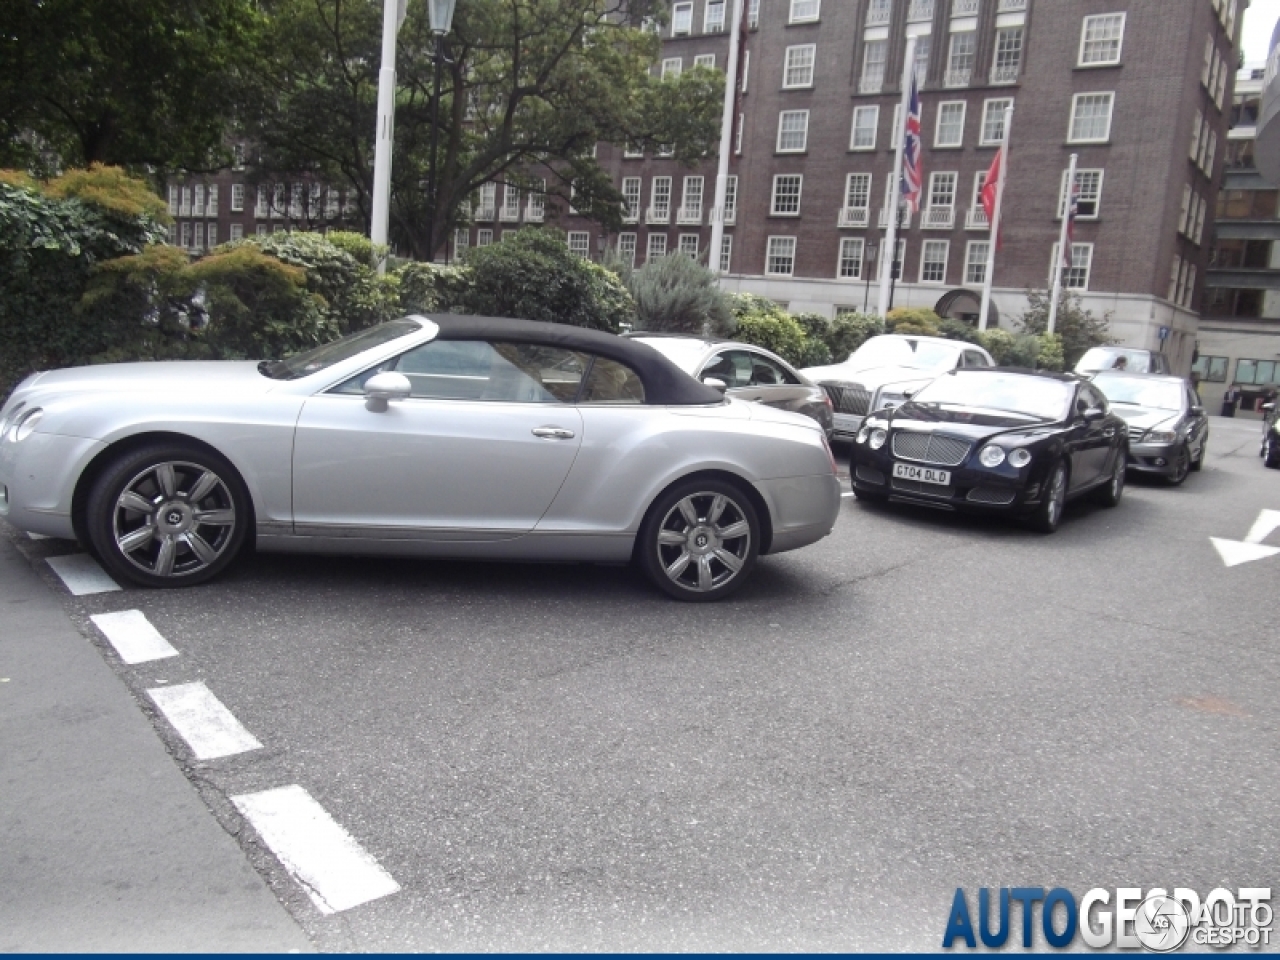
[
  {"left": 193, "top": 184, "right": 205, "bottom": 217},
  {"left": 770, "top": 174, "right": 803, "bottom": 216},
  {"left": 661, "top": 57, "right": 683, "bottom": 79},
  {"left": 194, "top": 221, "right": 205, "bottom": 251},
  {"left": 623, "top": 143, "right": 644, "bottom": 159},
  {"left": 476, "top": 228, "right": 494, "bottom": 247},
  {"left": 946, "top": 30, "right": 976, "bottom": 83},
  {"left": 229, "top": 223, "right": 244, "bottom": 242},
  {"left": 704, "top": 0, "right": 726, "bottom": 32},
  {"left": 647, "top": 232, "right": 668, "bottom": 261},
  {"left": 776, "top": 110, "right": 810, "bottom": 152},
  {"left": 1202, "top": 36, "right": 1214, "bottom": 86},
  {"left": 230, "top": 183, "right": 245, "bottom": 213},
  {"left": 567, "top": 231, "right": 590, "bottom": 257},
  {"left": 861, "top": 39, "right": 888, "bottom": 90},
  {"left": 965, "top": 240, "right": 989, "bottom": 285},
  {"left": 650, "top": 177, "right": 672, "bottom": 221},
  {"left": 681, "top": 175, "right": 704, "bottom": 221},
  {"left": 1058, "top": 168, "right": 1105, "bottom": 220},
  {"left": 838, "top": 237, "right": 864, "bottom": 279},
  {"left": 783, "top": 44, "right": 817, "bottom": 89},
  {"left": 980, "top": 98, "right": 1012, "bottom": 146},
  {"left": 719, "top": 234, "right": 733, "bottom": 273},
  {"left": 1179, "top": 185, "right": 1192, "bottom": 234},
  {"left": 1193, "top": 194, "right": 1206, "bottom": 244},
  {"left": 934, "top": 101, "right": 966, "bottom": 148},
  {"left": 1189, "top": 110, "right": 1203, "bottom": 161},
  {"left": 927, "top": 172, "right": 957, "bottom": 211},
  {"left": 1182, "top": 265, "right": 1196, "bottom": 308},
  {"left": 1049, "top": 242, "right": 1094, "bottom": 290},
  {"left": 167, "top": 185, "right": 179, "bottom": 215},
  {"left": 501, "top": 183, "right": 521, "bottom": 219},
  {"left": 789, "top": 0, "right": 820, "bottom": 24},
  {"left": 207, "top": 185, "right": 218, "bottom": 216},
  {"left": 678, "top": 233, "right": 700, "bottom": 257},
  {"left": 671, "top": 2, "right": 693, "bottom": 35},
  {"left": 920, "top": 240, "right": 949, "bottom": 284},
  {"left": 1078, "top": 13, "right": 1125, "bottom": 67},
  {"left": 455, "top": 228, "right": 470, "bottom": 253},
  {"left": 694, "top": 53, "right": 716, "bottom": 69},
  {"left": 766, "top": 236, "right": 797, "bottom": 276},
  {"left": 850, "top": 105, "right": 879, "bottom": 150},
  {"left": 206, "top": 222, "right": 217, "bottom": 247},
  {"left": 1068, "top": 92, "right": 1115, "bottom": 144},
  {"left": 617, "top": 232, "right": 637, "bottom": 266},
  {"left": 1169, "top": 255, "right": 1183, "bottom": 302},
  {"left": 724, "top": 175, "right": 739, "bottom": 223},
  {"left": 844, "top": 172, "right": 872, "bottom": 212}
]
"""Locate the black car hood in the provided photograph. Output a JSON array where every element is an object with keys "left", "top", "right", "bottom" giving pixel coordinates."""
[{"left": 886, "top": 401, "right": 1057, "bottom": 442}]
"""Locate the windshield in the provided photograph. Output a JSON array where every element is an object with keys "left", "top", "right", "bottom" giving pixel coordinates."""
[
  {"left": 1077, "top": 347, "right": 1154, "bottom": 373},
  {"left": 1093, "top": 376, "right": 1184, "bottom": 411},
  {"left": 847, "top": 336, "right": 959, "bottom": 372},
  {"left": 631, "top": 337, "right": 707, "bottom": 375},
  {"left": 259, "top": 319, "right": 423, "bottom": 380},
  {"left": 911, "top": 371, "right": 1073, "bottom": 421}
]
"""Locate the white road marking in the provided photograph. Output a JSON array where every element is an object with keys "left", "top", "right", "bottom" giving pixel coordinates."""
[
  {"left": 1210, "top": 537, "right": 1280, "bottom": 568},
  {"left": 45, "top": 554, "right": 122, "bottom": 595},
  {"left": 231, "top": 785, "right": 401, "bottom": 915},
  {"left": 147, "top": 682, "right": 263, "bottom": 759},
  {"left": 1244, "top": 509, "right": 1280, "bottom": 545},
  {"left": 90, "top": 610, "right": 179, "bottom": 664}
]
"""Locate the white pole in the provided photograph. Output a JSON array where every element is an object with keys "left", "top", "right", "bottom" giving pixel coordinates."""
[
  {"left": 1047, "top": 152, "right": 1077, "bottom": 336},
  {"left": 977, "top": 104, "right": 1013, "bottom": 331},
  {"left": 370, "top": 0, "right": 403, "bottom": 274},
  {"left": 709, "top": 0, "right": 744, "bottom": 275},
  {"left": 877, "top": 35, "right": 917, "bottom": 319}
]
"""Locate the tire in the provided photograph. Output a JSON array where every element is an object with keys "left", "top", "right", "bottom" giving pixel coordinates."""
[
  {"left": 1266, "top": 436, "right": 1280, "bottom": 470},
  {"left": 86, "top": 443, "right": 250, "bottom": 588},
  {"left": 1026, "top": 461, "right": 1068, "bottom": 534},
  {"left": 1166, "top": 443, "right": 1191, "bottom": 486},
  {"left": 1095, "top": 449, "right": 1126, "bottom": 506},
  {"left": 1190, "top": 434, "right": 1205, "bottom": 471},
  {"left": 637, "top": 478, "right": 760, "bottom": 602}
]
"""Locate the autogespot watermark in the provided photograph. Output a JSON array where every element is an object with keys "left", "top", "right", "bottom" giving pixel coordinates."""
[{"left": 942, "top": 886, "right": 1273, "bottom": 950}]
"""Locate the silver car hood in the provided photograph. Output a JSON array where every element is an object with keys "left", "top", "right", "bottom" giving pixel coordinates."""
[
  {"left": 1111, "top": 407, "right": 1179, "bottom": 431},
  {"left": 798, "top": 362, "right": 941, "bottom": 390},
  {"left": 12, "top": 362, "right": 277, "bottom": 402}
]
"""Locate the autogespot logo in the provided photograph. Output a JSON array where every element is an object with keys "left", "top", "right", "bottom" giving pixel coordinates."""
[{"left": 942, "top": 886, "right": 1273, "bottom": 950}]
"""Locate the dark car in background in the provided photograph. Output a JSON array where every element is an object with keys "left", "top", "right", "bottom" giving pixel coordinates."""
[
  {"left": 1090, "top": 371, "right": 1208, "bottom": 484},
  {"left": 1263, "top": 402, "right": 1279, "bottom": 469},
  {"left": 625, "top": 333, "right": 834, "bottom": 437},
  {"left": 850, "top": 369, "right": 1128, "bottom": 533}
]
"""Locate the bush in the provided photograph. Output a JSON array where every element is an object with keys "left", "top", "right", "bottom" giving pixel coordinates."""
[
  {"left": 1019, "top": 289, "right": 1114, "bottom": 369},
  {"left": 397, "top": 261, "right": 472, "bottom": 314},
  {"left": 628, "top": 252, "right": 733, "bottom": 336},
  {"left": 732, "top": 312, "right": 809, "bottom": 367},
  {"left": 827, "top": 312, "right": 885, "bottom": 362},
  {"left": 885, "top": 307, "right": 941, "bottom": 336}
]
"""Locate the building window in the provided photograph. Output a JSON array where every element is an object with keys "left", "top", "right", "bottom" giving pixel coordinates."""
[
  {"left": 965, "top": 240, "right": 989, "bottom": 285},
  {"left": 850, "top": 105, "right": 879, "bottom": 150},
  {"left": 742, "top": 50, "right": 750, "bottom": 92},
  {"left": 1191, "top": 355, "right": 1229, "bottom": 382},
  {"left": 1050, "top": 243, "right": 1094, "bottom": 289},
  {"left": 694, "top": 53, "right": 716, "bottom": 69},
  {"left": 567, "top": 231, "right": 590, "bottom": 257},
  {"left": 704, "top": 0, "right": 726, "bottom": 32},
  {"left": 471, "top": 228, "right": 490, "bottom": 248},
  {"left": 193, "top": 222, "right": 205, "bottom": 251},
  {"left": 180, "top": 186, "right": 192, "bottom": 216},
  {"left": 724, "top": 175, "right": 739, "bottom": 223},
  {"left": 789, "top": 0, "right": 820, "bottom": 23},
  {"left": 1181, "top": 265, "right": 1196, "bottom": 308},
  {"left": 526, "top": 179, "right": 546, "bottom": 221},
  {"left": 617, "top": 232, "right": 637, "bottom": 265},
  {"left": 771, "top": 174, "right": 803, "bottom": 215},
  {"left": 766, "top": 236, "right": 797, "bottom": 275},
  {"left": 845, "top": 172, "right": 872, "bottom": 211},
  {"left": 232, "top": 143, "right": 246, "bottom": 170},
  {"left": 935, "top": 102, "right": 965, "bottom": 148},
  {"left": 180, "top": 222, "right": 192, "bottom": 248},
  {"left": 501, "top": 183, "right": 521, "bottom": 220},
  {"left": 735, "top": 112, "right": 744, "bottom": 154},
  {"left": 290, "top": 183, "right": 303, "bottom": 218},
  {"left": 649, "top": 177, "right": 672, "bottom": 221},
  {"left": 783, "top": 44, "right": 817, "bottom": 88},
  {"left": 230, "top": 223, "right": 244, "bottom": 242},
  {"left": 1235, "top": 359, "right": 1280, "bottom": 385},
  {"left": 230, "top": 183, "right": 245, "bottom": 213},
  {"left": 1179, "top": 185, "right": 1192, "bottom": 234},
  {"left": 256, "top": 224, "right": 267, "bottom": 236},
  {"left": 680, "top": 176, "right": 704, "bottom": 221},
  {"left": 991, "top": 27, "right": 1023, "bottom": 83},
  {"left": 255, "top": 185, "right": 269, "bottom": 218},
  {"left": 1079, "top": 13, "right": 1125, "bottom": 66},
  {"left": 1059, "top": 169, "right": 1104, "bottom": 219},
  {"left": 647, "top": 233, "right": 668, "bottom": 261},
  {"left": 776, "top": 110, "right": 810, "bottom": 152},
  {"left": 861, "top": 39, "right": 888, "bottom": 93},
  {"left": 623, "top": 143, "right": 644, "bottom": 158},
  {"left": 672, "top": 2, "right": 693, "bottom": 35},
  {"left": 913, "top": 35, "right": 932, "bottom": 86},
  {"left": 1169, "top": 255, "right": 1183, "bottom": 302},
  {"left": 866, "top": 0, "right": 892, "bottom": 25},
  {"left": 1190, "top": 110, "right": 1203, "bottom": 160},
  {"left": 206, "top": 223, "right": 217, "bottom": 247},
  {"left": 622, "top": 178, "right": 641, "bottom": 222},
  {"left": 928, "top": 172, "right": 957, "bottom": 211},
  {"left": 193, "top": 184, "right": 205, "bottom": 217},
  {"left": 838, "top": 237, "right": 864, "bottom": 279},
  {"left": 748, "top": 0, "right": 760, "bottom": 28},
  {"left": 168, "top": 185, "right": 179, "bottom": 215},
  {"left": 719, "top": 234, "right": 733, "bottom": 273},
  {"left": 1069, "top": 92, "right": 1115, "bottom": 143},
  {"left": 678, "top": 233, "right": 700, "bottom": 257},
  {"left": 661, "top": 57, "right": 682, "bottom": 79},
  {"left": 920, "top": 240, "right": 949, "bottom": 283},
  {"left": 946, "top": 30, "right": 976, "bottom": 86},
  {"left": 980, "top": 98, "right": 1012, "bottom": 145},
  {"left": 476, "top": 182, "right": 496, "bottom": 218}
]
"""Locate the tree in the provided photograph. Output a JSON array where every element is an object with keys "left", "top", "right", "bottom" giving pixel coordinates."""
[
  {"left": 1019, "top": 289, "right": 1115, "bottom": 369},
  {"left": 627, "top": 252, "right": 733, "bottom": 336},
  {"left": 242, "top": 0, "right": 724, "bottom": 259},
  {"left": 0, "top": 0, "right": 261, "bottom": 173}
]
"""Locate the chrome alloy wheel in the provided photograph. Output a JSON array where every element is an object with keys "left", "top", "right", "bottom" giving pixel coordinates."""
[
  {"left": 655, "top": 492, "right": 752, "bottom": 594},
  {"left": 1045, "top": 465, "right": 1066, "bottom": 528},
  {"left": 112, "top": 460, "right": 237, "bottom": 578}
]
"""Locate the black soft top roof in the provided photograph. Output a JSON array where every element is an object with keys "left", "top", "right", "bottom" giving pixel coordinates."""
[{"left": 420, "top": 314, "right": 723, "bottom": 406}]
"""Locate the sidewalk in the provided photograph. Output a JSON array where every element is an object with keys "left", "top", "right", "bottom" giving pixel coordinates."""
[{"left": 0, "top": 536, "right": 312, "bottom": 952}]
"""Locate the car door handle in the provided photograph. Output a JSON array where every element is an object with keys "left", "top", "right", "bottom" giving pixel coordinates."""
[{"left": 532, "top": 426, "right": 575, "bottom": 440}]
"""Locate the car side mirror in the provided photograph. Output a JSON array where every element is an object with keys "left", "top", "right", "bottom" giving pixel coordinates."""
[
  {"left": 702, "top": 377, "right": 728, "bottom": 393},
  {"left": 1190, "top": 405, "right": 1205, "bottom": 416},
  {"left": 1083, "top": 406, "right": 1106, "bottom": 421},
  {"left": 1265, "top": 403, "right": 1276, "bottom": 412},
  {"left": 364, "top": 371, "right": 412, "bottom": 412}
]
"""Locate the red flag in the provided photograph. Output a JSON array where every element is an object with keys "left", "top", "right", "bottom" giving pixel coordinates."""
[{"left": 980, "top": 147, "right": 1003, "bottom": 248}]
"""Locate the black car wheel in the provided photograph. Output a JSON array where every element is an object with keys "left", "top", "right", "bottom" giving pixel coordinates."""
[
  {"left": 1266, "top": 435, "right": 1280, "bottom": 470},
  {"left": 1190, "top": 434, "right": 1205, "bottom": 471},
  {"left": 1095, "top": 450, "right": 1126, "bottom": 506},
  {"left": 86, "top": 443, "right": 250, "bottom": 588},
  {"left": 1166, "top": 443, "right": 1191, "bottom": 486},
  {"left": 638, "top": 478, "right": 760, "bottom": 602},
  {"left": 1027, "top": 461, "right": 1068, "bottom": 534}
]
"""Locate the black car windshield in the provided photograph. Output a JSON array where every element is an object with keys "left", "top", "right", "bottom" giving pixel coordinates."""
[
  {"left": 848, "top": 336, "right": 958, "bottom": 371},
  {"left": 259, "top": 319, "right": 423, "bottom": 380},
  {"left": 1093, "top": 376, "right": 1184, "bottom": 411},
  {"left": 912, "top": 372, "right": 1073, "bottom": 421}
]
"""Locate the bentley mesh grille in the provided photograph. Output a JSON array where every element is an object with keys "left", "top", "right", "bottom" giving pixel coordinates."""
[
  {"left": 891, "top": 432, "right": 972, "bottom": 466},
  {"left": 890, "top": 477, "right": 954, "bottom": 498},
  {"left": 966, "top": 486, "right": 1017, "bottom": 505},
  {"left": 822, "top": 383, "right": 871, "bottom": 416}
]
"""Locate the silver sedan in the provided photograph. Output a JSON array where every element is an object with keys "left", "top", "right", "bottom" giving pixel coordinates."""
[{"left": 0, "top": 315, "right": 841, "bottom": 601}]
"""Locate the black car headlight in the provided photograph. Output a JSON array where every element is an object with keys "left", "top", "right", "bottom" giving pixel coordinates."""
[
  {"left": 869, "top": 428, "right": 888, "bottom": 450},
  {"left": 978, "top": 444, "right": 1006, "bottom": 468},
  {"left": 1008, "top": 447, "right": 1032, "bottom": 468}
]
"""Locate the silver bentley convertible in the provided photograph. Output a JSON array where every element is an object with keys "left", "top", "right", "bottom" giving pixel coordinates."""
[{"left": 0, "top": 316, "right": 841, "bottom": 600}]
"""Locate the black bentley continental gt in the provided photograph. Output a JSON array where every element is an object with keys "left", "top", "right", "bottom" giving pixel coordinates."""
[{"left": 849, "top": 368, "right": 1129, "bottom": 532}]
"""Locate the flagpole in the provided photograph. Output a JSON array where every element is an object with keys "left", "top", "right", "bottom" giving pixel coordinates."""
[
  {"left": 1047, "top": 152, "right": 1077, "bottom": 336},
  {"left": 709, "top": 0, "right": 745, "bottom": 275},
  {"left": 978, "top": 104, "right": 1013, "bottom": 331},
  {"left": 877, "top": 35, "right": 917, "bottom": 319}
]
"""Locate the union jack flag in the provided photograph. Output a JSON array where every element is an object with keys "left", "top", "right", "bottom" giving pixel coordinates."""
[
  {"left": 901, "top": 73, "right": 924, "bottom": 214},
  {"left": 1062, "top": 173, "right": 1081, "bottom": 268}
]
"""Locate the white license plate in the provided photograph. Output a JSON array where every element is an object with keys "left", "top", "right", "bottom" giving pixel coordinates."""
[
  {"left": 833, "top": 413, "right": 863, "bottom": 431},
  {"left": 893, "top": 462, "right": 951, "bottom": 485}
]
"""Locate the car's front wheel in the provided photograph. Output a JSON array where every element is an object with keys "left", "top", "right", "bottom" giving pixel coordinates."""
[
  {"left": 86, "top": 443, "right": 250, "bottom": 588},
  {"left": 1026, "top": 461, "right": 1068, "bottom": 533},
  {"left": 1266, "top": 435, "right": 1280, "bottom": 470},
  {"left": 638, "top": 479, "right": 760, "bottom": 602},
  {"left": 1166, "top": 443, "right": 1191, "bottom": 486}
]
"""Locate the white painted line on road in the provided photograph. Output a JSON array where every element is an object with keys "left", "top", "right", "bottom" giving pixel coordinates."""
[
  {"left": 1244, "top": 509, "right": 1280, "bottom": 545},
  {"left": 147, "top": 682, "right": 263, "bottom": 760},
  {"left": 231, "top": 785, "right": 401, "bottom": 915},
  {"left": 45, "top": 554, "right": 122, "bottom": 595},
  {"left": 1210, "top": 537, "right": 1280, "bottom": 568},
  {"left": 90, "top": 610, "right": 179, "bottom": 664}
]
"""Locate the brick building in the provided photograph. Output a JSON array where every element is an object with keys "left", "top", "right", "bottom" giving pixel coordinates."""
[{"left": 459, "top": 0, "right": 1243, "bottom": 374}]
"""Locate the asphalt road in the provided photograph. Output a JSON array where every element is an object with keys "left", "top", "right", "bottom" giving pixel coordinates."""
[{"left": 5, "top": 415, "right": 1278, "bottom": 950}]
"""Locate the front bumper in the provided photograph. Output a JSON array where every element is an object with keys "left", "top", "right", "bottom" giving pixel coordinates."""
[
  {"left": 850, "top": 446, "right": 1042, "bottom": 515},
  {"left": 0, "top": 431, "right": 104, "bottom": 538},
  {"left": 1127, "top": 442, "right": 1181, "bottom": 477}
]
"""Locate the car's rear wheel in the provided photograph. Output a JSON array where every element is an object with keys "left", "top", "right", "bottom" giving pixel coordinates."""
[
  {"left": 1166, "top": 443, "right": 1191, "bottom": 486},
  {"left": 1026, "top": 461, "right": 1068, "bottom": 534},
  {"left": 1095, "top": 450, "right": 1126, "bottom": 506},
  {"left": 638, "top": 479, "right": 760, "bottom": 602},
  {"left": 86, "top": 444, "right": 249, "bottom": 588},
  {"left": 1266, "top": 435, "right": 1280, "bottom": 470}
]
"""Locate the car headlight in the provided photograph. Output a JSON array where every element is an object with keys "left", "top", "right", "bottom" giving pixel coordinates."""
[
  {"left": 1144, "top": 430, "right": 1177, "bottom": 444},
  {"left": 856, "top": 425, "right": 870, "bottom": 444},
  {"left": 978, "top": 445, "right": 1006, "bottom": 468},
  {"left": 869, "top": 428, "right": 888, "bottom": 450},
  {"left": 1008, "top": 447, "right": 1032, "bottom": 468},
  {"left": 10, "top": 408, "right": 43, "bottom": 443}
]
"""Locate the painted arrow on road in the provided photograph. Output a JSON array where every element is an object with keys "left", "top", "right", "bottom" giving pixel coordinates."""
[{"left": 1210, "top": 509, "right": 1280, "bottom": 567}]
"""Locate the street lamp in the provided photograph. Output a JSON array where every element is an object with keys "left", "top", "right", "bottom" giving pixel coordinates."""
[
  {"left": 862, "top": 241, "right": 878, "bottom": 313},
  {"left": 425, "top": 0, "right": 458, "bottom": 265}
]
